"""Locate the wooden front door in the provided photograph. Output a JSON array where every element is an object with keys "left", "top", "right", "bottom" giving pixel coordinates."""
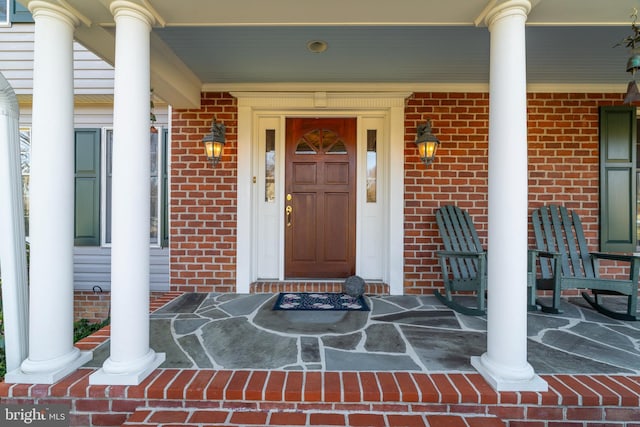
[{"left": 285, "top": 118, "right": 357, "bottom": 278}]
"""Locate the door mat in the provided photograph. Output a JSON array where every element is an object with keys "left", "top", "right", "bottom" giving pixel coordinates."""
[{"left": 273, "top": 292, "right": 370, "bottom": 311}]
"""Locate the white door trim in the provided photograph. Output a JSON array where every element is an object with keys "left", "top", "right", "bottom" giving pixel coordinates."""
[{"left": 234, "top": 92, "right": 409, "bottom": 295}]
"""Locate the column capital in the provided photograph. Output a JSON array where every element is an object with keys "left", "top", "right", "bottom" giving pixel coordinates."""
[
  {"left": 483, "top": 0, "right": 531, "bottom": 28},
  {"left": 109, "top": 0, "right": 160, "bottom": 28},
  {"left": 28, "top": 0, "right": 90, "bottom": 28}
]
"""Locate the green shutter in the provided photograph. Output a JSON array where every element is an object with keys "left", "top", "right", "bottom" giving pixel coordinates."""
[
  {"left": 162, "top": 128, "right": 169, "bottom": 248},
  {"left": 599, "top": 106, "right": 637, "bottom": 252},
  {"left": 75, "top": 129, "right": 101, "bottom": 246},
  {"left": 10, "top": 0, "right": 34, "bottom": 23}
]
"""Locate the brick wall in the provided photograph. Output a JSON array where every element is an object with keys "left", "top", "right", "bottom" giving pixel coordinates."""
[
  {"left": 74, "top": 291, "right": 110, "bottom": 323},
  {"left": 73, "top": 291, "right": 168, "bottom": 323},
  {"left": 404, "top": 92, "right": 491, "bottom": 294},
  {"left": 169, "top": 91, "right": 628, "bottom": 294},
  {"left": 527, "top": 93, "right": 624, "bottom": 282},
  {"left": 404, "top": 92, "right": 627, "bottom": 294},
  {"left": 170, "top": 92, "right": 238, "bottom": 293},
  {"left": 527, "top": 93, "right": 620, "bottom": 237}
]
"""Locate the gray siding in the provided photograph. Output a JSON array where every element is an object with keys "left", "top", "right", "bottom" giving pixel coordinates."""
[
  {"left": 6, "top": 24, "right": 171, "bottom": 292},
  {"left": 0, "top": 23, "right": 114, "bottom": 95},
  {"left": 74, "top": 247, "right": 170, "bottom": 292},
  {"left": 18, "top": 105, "right": 168, "bottom": 128},
  {"left": 24, "top": 107, "right": 170, "bottom": 292}
]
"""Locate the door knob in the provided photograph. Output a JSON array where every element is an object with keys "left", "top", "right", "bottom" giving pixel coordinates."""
[{"left": 286, "top": 205, "right": 293, "bottom": 227}]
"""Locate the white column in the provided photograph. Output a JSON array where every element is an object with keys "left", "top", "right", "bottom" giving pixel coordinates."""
[
  {"left": 0, "top": 72, "right": 28, "bottom": 374},
  {"left": 470, "top": 0, "right": 547, "bottom": 392},
  {"left": 5, "top": 1, "right": 92, "bottom": 384},
  {"left": 236, "top": 104, "right": 251, "bottom": 292},
  {"left": 388, "top": 103, "right": 405, "bottom": 295},
  {"left": 90, "top": 0, "right": 164, "bottom": 385}
]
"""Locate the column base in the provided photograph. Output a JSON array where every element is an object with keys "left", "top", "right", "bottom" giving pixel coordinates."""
[
  {"left": 89, "top": 352, "right": 165, "bottom": 386},
  {"left": 4, "top": 350, "right": 93, "bottom": 384},
  {"left": 471, "top": 354, "right": 548, "bottom": 392}
]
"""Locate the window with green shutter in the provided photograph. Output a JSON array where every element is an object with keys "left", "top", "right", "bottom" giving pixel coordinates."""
[
  {"left": 599, "top": 106, "right": 637, "bottom": 252},
  {"left": 73, "top": 127, "right": 168, "bottom": 247},
  {"left": 74, "top": 128, "right": 101, "bottom": 246}
]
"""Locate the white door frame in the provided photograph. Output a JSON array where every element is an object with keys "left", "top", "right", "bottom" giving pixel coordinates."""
[{"left": 234, "top": 92, "right": 409, "bottom": 295}]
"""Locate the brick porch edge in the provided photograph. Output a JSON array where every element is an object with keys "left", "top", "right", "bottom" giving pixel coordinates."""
[{"left": 2, "top": 368, "right": 640, "bottom": 426}]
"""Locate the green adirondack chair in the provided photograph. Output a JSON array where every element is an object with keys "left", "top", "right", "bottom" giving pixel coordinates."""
[
  {"left": 531, "top": 204, "right": 640, "bottom": 321},
  {"left": 434, "top": 205, "right": 536, "bottom": 316}
]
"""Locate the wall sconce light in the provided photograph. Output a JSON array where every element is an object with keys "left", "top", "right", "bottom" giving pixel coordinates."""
[
  {"left": 202, "top": 118, "right": 226, "bottom": 166},
  {"left": 415, "top": 120, "right": 440, "bottom": 167}
]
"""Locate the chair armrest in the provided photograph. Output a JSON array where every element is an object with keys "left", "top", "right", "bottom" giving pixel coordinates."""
[
  {"left": 590, "top": 252, "right": 640, "bottom": 263},
  {"left": 437, "top": 250, "right": 485, "bottom": 259},
  {"left": 531, "top": 249, "right": 559, "bottom": 259}
]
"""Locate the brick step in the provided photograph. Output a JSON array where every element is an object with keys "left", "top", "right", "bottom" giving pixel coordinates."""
[
  {"left": 250, "top": 281, "right": 390, "bottom": 295},
  {"left": 121, "top": 407, "right": 506, "bottom": 426}
]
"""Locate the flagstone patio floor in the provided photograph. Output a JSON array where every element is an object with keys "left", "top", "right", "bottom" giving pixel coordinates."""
[
  {"left": 5, "top": 292, "right": 640, "bottom": 426},
  {"left": 86, "top": 292, "right": 640, "bottom": 375}
]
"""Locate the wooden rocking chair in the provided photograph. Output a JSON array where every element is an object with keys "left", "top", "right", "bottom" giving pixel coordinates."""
[
  {"left": 434, "top": 205, "right": 537, "bottom": 316},
  {"left": 531, "top": 204, "right": 640, "bottom": 321}
]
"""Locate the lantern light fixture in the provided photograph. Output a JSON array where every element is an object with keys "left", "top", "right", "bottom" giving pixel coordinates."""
[
  {"left": 202, "top": 118, "right": 226, "bottom": 166},
  {"left": 617, "top": 9, "right": 640, "bottom": 104},
  {"left": 415, "top": 120, "right": 440, "bottom": 167}
]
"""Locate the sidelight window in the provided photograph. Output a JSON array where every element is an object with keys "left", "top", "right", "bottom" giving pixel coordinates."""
[
  {"left": 265, "top": 129, "right": 276, "bottom": 202},
  {"left": 367, "top": 130, "right": 377, "bottom": 203}
]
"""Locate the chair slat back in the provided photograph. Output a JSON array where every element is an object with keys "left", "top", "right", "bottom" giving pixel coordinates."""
[
  {"left": 436, "top": 205, "right": 483, "bottom": 280},
  {"left": 532, "top": 205, "right": 595, "bottom": 279}
]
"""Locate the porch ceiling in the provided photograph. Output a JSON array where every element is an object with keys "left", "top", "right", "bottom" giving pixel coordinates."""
[{"left": 30, "top": 0, "right": 640, "bottom": 107}]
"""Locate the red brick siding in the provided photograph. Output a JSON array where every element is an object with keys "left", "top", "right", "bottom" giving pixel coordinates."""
[
  {"left": 527, "top": 93, "right": 626, "bottom": 283},
  {"left": 404, "top": 92, "right": 491, "bottom": 294},
  {"left": 73, "top": 290, "right": 111, "bottom": 323},
  {"left": 404, "top": 92, "right": 628, "bottom": 294},
  {"left": 169, "top": 91, "right": 630, "bottom": 294},
  {"left": 170, "top": 92, "right": 238, "bottom": 293},
  {"left": 73, "top": 291, "right": 168, "bottom": 323}
]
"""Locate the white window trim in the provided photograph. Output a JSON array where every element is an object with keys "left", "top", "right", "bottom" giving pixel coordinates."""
[
  {"left": 0, "top": 0, "right": 10, "bottom": 27},
  {"left": 100, "top": 127, "right": 111, "bottom": 247}
]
